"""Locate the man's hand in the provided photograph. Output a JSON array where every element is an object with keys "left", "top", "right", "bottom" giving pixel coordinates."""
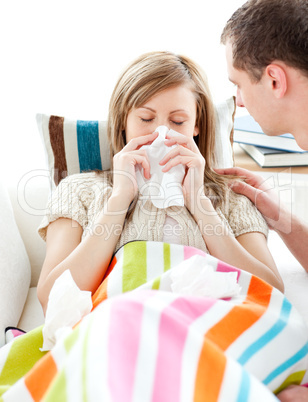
[
  {"left": 215, "top": 167, "right": 291, "bottom": 233},
  {"left": 276, "top": 384, "right": 308, "bottom": 401}
]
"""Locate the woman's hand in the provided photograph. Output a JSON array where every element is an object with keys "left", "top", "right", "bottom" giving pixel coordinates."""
[
  {"left": 112, "top": 131, "right": 158, "bottom": 205},
  {"left": 160, "top": 133, "right": 205, "bottom": 210}
]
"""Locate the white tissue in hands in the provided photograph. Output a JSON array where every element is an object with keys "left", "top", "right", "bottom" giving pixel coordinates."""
[
  {"left": 41, "top": 270, "right": 93, "bottom": 351},
  {"left": 170, "top": 255, "right": 241, "bottom": 299},
  {"left": 136, "top": 125, "right": 185, "bottom": 209}
]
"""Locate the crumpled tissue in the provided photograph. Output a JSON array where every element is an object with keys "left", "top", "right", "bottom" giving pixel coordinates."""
[
  {"left": 170, "top": 255, "right": 241, "bottom": 299},
  {"left": 40, "top": 270, "right": 93, "bottom": 351},
  {"left": 136, "top": 125, "right": 185, "bottom": 209}
]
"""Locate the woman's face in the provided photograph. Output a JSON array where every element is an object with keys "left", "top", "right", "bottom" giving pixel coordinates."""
[{"left": 125, "top": 85, "right": 199, "bottom": 143}]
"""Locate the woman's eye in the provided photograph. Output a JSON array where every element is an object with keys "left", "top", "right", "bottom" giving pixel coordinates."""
[
  {"left": 172, "top": 121, "right": 184, "bottom": 126},
  {"left": 140, "top": 118, "right": 154, "bottom": 123}
]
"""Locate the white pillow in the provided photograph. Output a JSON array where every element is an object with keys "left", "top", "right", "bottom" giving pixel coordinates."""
[
  {"left": 0, "top": 181, "right": 31, "bottom": 346},
  {"left": 214, "top": 97, "right": 236, "bottom": 169}
]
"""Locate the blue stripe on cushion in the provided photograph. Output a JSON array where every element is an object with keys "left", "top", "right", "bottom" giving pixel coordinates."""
[{"left": 77, "top": 120, "right": 102, "bottom": 171}]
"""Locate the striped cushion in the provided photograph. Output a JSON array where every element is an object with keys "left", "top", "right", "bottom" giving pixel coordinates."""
[
  {"left": 36, "top": 115, "right": 111, "bottom": 185},
  {"left": 36, "top": 97, "right": 235, "bottom": 186}
]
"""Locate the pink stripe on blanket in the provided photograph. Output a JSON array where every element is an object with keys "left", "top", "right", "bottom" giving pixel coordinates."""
[
  {"left": 152, "top": 296, "right": 217, "bottom": 402},
  {"left": 183, "top": 246, "right": 206, "bottom": 260},
  {"left": 184, "top": 244, "right": 241, "bottom": 281},
  {"left": 12, "top": 329, "right": 24, "bottom": 337},
  {"left": 216, "top": 260, "right": 241, "bottom": 280},
  {"left": 107, "top": 292, "right": 151, "bottom": 401}
]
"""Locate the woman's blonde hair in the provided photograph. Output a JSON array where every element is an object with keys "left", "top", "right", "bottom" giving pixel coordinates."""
[{"left": 107, "top": 51, "right": 230, "bottom": 204}]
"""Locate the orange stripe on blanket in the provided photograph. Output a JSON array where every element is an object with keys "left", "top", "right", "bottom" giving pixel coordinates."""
[
  {"left": 205, "top": 276, "right": 272, "bottom": 352},
  {"left": 194, "top": 338, "right": 226, "bottom": 402},
  {"left": 92, "top": 278, "right": 108, "bottom": 310},
  {"left": 244, "top": 274, "right": 273, "bottom": 307},
  {"left": 104, "top": 255, "right": 118, "bottom": 280},
  {"left": 91, "top": 256, "right": 117, "bottom": 310},
  {"left": 25, "top": 353, "right": 57, "bottom": 401},
  {"left": 193, "top": 276, "right": 272, "bottom": 400}
]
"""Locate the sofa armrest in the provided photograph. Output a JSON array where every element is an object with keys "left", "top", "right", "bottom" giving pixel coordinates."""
[
  {"left": 8, "top": 172, "right": 51, "bottom": 287},
  {"left": 18, "top": 287, "right": 45, "bottom": 332}
]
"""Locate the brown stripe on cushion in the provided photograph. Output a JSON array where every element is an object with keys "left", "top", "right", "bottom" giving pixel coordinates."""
[{"left": 49, "top": 116, "right": 67, "bottom": 185}]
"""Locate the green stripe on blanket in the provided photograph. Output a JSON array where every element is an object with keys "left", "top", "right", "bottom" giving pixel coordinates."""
[
  {"left": 151, "top": 243, "right": 171, "bottom": 290},
  {"left": 274, "top": 371, "right": 306, "bottom": 394},
  {"left": 0, "top": 326, "right": 45, "bottom": 396},
  {"left": 64, "top": 325, "right": 80, "bottom": 353},
  {"left": 43, "top": 370, "right": 67, "bottom": 402},
  {"left": 123, "top": 241, "right": 147, "bottom": 292},
  {"left": 163, "top": 243, "right": 171, "bottom": 272}
]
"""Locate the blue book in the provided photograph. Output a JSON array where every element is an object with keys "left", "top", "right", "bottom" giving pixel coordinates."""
[
  {"left": 234, "top": 115, "right": 306, "bottom": 153},
  {"left": 239, "top": 143, "right": 308, "bottom": 167}
]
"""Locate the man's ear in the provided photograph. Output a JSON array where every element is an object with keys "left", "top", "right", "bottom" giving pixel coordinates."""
[{"left": 265, "top": 64, "right": 287, "bottom": 98}]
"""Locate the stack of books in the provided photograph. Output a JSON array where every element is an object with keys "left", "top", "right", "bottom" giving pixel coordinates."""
[{"left": 234, "top": 115, "right": 308, "bottom": 167}]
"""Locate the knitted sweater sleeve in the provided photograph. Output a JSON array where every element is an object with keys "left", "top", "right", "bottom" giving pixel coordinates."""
[
  {"left": 37, "top": 172, "right": 110, "bottom": 241},
  {"left": 226, "top": 192, "right": 269, "bottom": 239}
]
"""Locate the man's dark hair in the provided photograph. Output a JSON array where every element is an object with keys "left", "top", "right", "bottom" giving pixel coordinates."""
[{"left": 221, "top": 0, "right": 308, "bottom": 81}]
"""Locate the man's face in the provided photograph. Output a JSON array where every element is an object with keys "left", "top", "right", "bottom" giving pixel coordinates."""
[{"left": 225, "top": 41, "right": 284, "bottom": 136}]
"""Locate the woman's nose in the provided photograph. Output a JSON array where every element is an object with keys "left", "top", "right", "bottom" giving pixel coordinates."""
[
  {"left": 157, "top": 120, "right": 170, "bottom": 129},
  {"left": 236, "top": 88, "right": 245, "bottom": 108}
]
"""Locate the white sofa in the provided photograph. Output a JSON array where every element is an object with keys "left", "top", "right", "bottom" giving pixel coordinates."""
[
  {"left": 2, "top": 170, "right": 308, "bottom": 347},
  {"left": 6, "top": 174, "right": 49, "bottom": 334}
]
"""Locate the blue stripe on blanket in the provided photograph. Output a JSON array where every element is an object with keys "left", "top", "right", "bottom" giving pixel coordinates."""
[
  {"left": 263, "top": 342, "right": 308, "bottom": 385},
  {"left": 237, "top": 369, "right": 250, "bottom": 401},
  {"left": 238, "top": 298, "right": 292, "bottom": 365},
  {"left": 77, "top": 120, "right": 102, "bottom": 172}
]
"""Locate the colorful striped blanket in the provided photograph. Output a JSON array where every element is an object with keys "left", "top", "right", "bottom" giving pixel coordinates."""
[{"left": 1, "top": 241, "right": 308, "bottom": 401}]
